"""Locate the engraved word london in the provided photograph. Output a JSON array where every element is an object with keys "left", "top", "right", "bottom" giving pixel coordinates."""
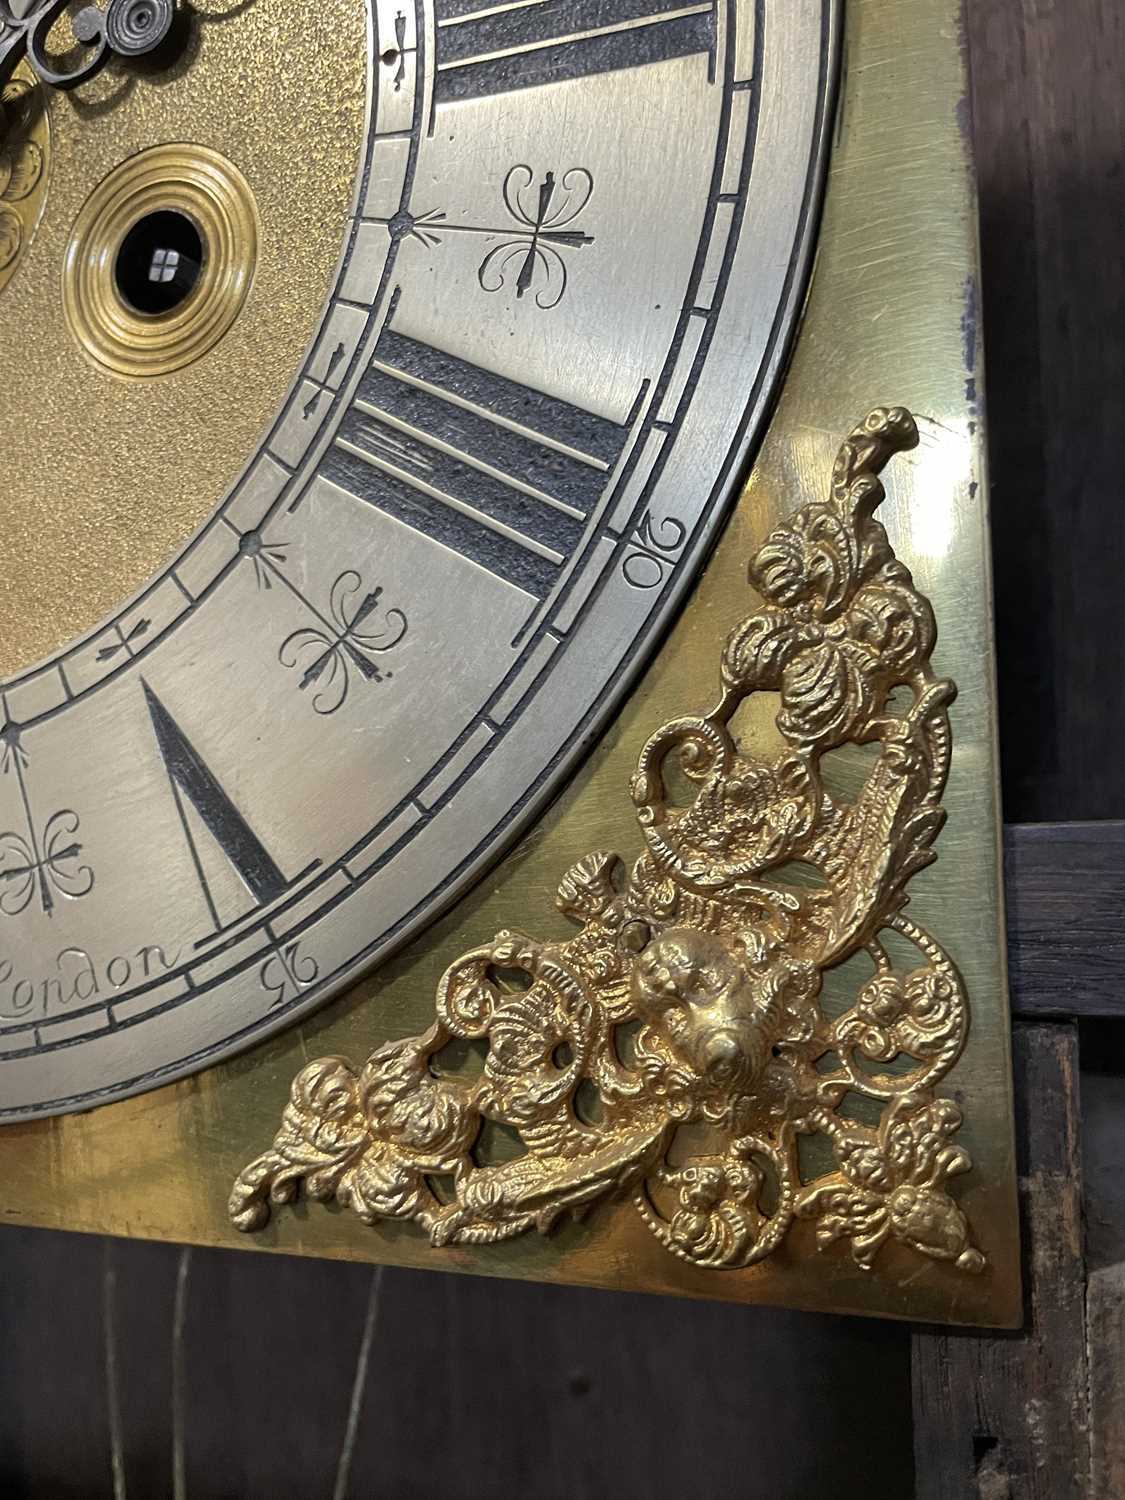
[{"left": 234, "top": 411, "right": 984, "bottom": 1281}]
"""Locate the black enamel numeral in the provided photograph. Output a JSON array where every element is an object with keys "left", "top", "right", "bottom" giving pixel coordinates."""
[
  {"left": 433, "top": 0, "right": 717, "bottom": 106},
  {"left": 324, "top": 327, "right": 637, "bottom": 597}
]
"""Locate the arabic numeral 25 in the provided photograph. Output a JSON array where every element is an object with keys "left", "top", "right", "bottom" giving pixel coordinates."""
[{"left": 622, "top": 513, "right": 687, "bottom": 589}]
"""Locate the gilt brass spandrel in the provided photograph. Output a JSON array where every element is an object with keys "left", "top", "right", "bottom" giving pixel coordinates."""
[
  {"left": 231, "top": 406, "right": 991, "bottom": 1287},
  {"left": 0, "top": 63, "right": 49, "bottom": 296},
  {"left": 0, "top": 0, "right": 1020, "bottom": 1326}
]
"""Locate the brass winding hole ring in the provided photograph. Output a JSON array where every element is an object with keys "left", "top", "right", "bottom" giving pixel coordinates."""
[{"left": 63, "top": 142, "right": 258, "bottom": 378}]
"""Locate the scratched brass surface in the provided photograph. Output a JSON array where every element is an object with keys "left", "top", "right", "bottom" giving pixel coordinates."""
[
  {"left": 0, "top": 0, "right": 365, "bottom": 677},
  {"left": 0, "top": 0, "right": 1021, "bottom": 1325}
]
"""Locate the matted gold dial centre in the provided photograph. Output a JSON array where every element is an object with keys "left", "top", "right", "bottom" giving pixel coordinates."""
[{"left": 0, "top": 0, "right": 366, "bottom": 678}]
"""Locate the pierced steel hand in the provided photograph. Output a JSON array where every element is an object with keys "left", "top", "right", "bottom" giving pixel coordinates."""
[{"left": 0, "top": 0, "right": 175, "bottom": 99}]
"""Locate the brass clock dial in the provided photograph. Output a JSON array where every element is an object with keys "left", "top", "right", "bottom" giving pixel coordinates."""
[{"left": 0, "top": 0, "right": 836, "bottom": 1118}]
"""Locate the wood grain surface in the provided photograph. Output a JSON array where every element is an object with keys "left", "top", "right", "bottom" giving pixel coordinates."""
[
  {"left": 0, "top": 1228, "right": 915, "bottom": 1499},
  {"left": 1006, "top": 822, "right": 1125, "bottom": 1018},
  {"left": 974, "top": 0, "right": 1125, "bottom": 825},
  {"left": 912, "top": 1024, "right": 1089, "bottom": 1500},
  {"left": 1081, "top": 1023, "right": 1125, "bottom": 1500}
]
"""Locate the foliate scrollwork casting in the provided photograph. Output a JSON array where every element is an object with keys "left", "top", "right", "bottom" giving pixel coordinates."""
[{"left": 231, "top": 408, "right": 985, "bottom": 1279}]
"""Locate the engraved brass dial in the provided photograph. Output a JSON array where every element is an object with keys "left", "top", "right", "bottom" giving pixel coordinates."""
[{"left": 0, "top": 0, "right": 838, "bottom": 1119}]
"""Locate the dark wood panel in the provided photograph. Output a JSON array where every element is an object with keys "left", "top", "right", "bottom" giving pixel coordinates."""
[
  {"left": 912, "top": 1023, "right": 1090, "bottom": 1499},
  {"left": 0, "top": 1227, "right": 913, "bottom": 1500},
  {"left": 178, "top": 1247, "right": 375, "bottom": 1500},
  {"left": 108, "top": 1237, "right": 183, "bottom": 1498},
  {"left": 970, "top": 0, "right": 1125, "bottom": 823},
  {"left": 0, "top": 1229, "right": 114, "bottom": 1497},
  {"left": 1006, "top": 821, "right": 1125, "bottom": 1018},
  {"left": 343, "top": 1271, "right": 912, "bottom": 1500}
]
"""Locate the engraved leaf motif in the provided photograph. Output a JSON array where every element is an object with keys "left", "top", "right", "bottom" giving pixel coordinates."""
[
  {"left": 721, "top": 607, "right": 816, "bottom": 692},
  {"left": 777, "top": 639, "right": 875, "bottom": 747},
  {"left": 556, "top": 852, "right": 620, "bottom": 922}
]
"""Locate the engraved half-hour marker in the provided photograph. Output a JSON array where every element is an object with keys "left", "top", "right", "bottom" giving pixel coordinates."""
[
  {"left": 433, "top": 0, "right": 718, "bottom": 104},
  {"left": 228, "top": 529, "right": 408, "bottom": 715},
  {"left": 382, "top": 165, "right": 594, "bottom": 309},
  {"left": 0, "top": 720, "right": 94, "bottom": 918},
  {"left": 323, "top": 325, "right": 639, "bottom": 596},
  {"left": 279, "top": 569, "right": 408, "bottom": 716},
  {"left": 0, "top": 809, "right": 93, "bottom": 918}
]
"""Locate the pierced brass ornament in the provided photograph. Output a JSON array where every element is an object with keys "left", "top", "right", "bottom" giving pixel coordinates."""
[
  {"left": 232, "top": 406, "right": 984, "bottom": 1279},
  {"left": 0, "top": 64, "right": 49, "bottom": 297}
]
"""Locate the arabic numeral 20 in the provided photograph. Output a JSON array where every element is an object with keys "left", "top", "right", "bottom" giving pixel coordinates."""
[{"left": 622, "top": 513, "right": 687, "bottom": 589}]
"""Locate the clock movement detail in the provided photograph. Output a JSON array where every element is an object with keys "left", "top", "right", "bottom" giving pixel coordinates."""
[
  {"left": 0, "top": 0, "right": 175, "bottom": 97},
  {"left": 231, "top": 407, "right": 985, "bottom": 1279}
]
